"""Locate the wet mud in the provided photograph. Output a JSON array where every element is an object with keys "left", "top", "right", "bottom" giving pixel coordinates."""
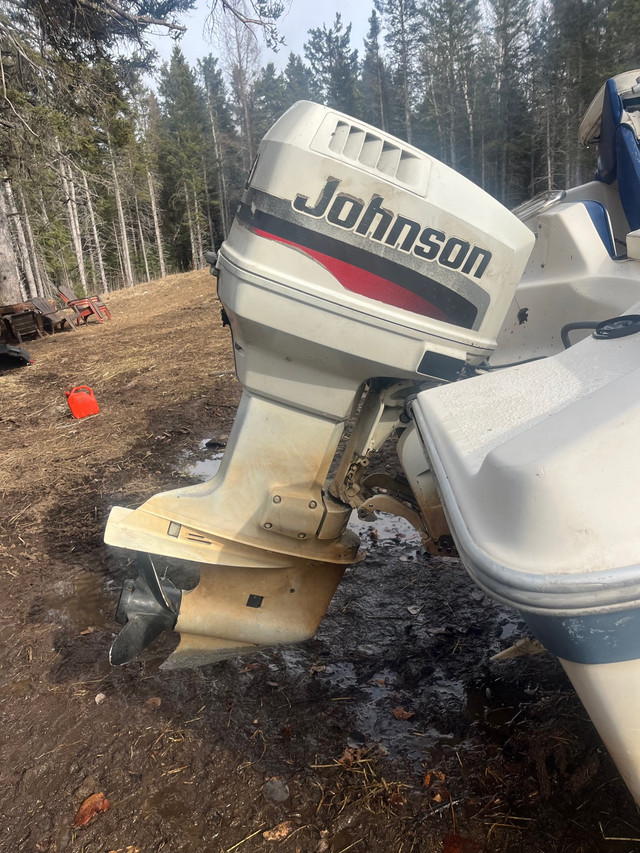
[{"left": 13, "top": 448, "right": 638, "bottom": 852}]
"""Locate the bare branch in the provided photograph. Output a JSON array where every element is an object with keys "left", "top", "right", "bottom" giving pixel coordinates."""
[
  {"left": 219, "top": 0, "right": 269, "bottom": 29},
  {"left": 206, "top": 0, "right": 285, "bottom": 50},
  {"left": 100, "top": 0, "right": 187, "bottom": 33}
]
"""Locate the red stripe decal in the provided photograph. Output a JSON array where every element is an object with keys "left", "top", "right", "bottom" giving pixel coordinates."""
[{"left": 253, "top": 227, "right": 449, "bottom": 322}]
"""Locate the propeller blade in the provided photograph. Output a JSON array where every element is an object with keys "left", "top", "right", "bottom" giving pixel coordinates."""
[
  {"left": 109, "top": 614, "right": 167, "bottom": 665},
  {"left": 110, "top": 552, "right": 182, "bottom": 666},
  {"left": 136, "top": 552, "right": 176, "bottom": 614}
]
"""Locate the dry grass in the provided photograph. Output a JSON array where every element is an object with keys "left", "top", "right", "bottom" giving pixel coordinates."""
[{"left": 0, "top": 271, "right": 239, "bottom": 569}]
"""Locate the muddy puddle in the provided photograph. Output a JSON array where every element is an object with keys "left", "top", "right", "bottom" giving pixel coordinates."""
[
  {"left": 174, "top": 437, "right": 548, "bottom": 772},
  {"left": 174, "top": 439, "right": 543, "bottom": 778},
  {"left": 178, "top": 436, "right": 225, "bottom": 479},
  {"left": 23, "top": 438, "right": 224, "bottom": 647},
  {"left": 278, "top": 513, "right": 499, "bottom": 770},
  {"left": 27, "top": 568, "right": 118, "bottom": 635}
]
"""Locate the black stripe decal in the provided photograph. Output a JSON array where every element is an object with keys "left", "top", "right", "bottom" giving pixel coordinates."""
[{"left": 238, "top": 204, "right": 478, "bottom": 330}]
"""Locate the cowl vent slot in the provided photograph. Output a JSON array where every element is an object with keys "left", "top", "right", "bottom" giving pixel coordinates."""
[{"left": 317, "top": 116, "right": 429, "bottom": 194}]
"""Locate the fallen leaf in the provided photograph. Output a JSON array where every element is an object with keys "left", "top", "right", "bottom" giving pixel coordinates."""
[
  {"left": 424, "top": 769, "right": 446, "bottom": 788},
  {"left": 263, "top": 820, "right": 295, "bottom": 842},
  {"left": 309, "top": 664, "right": 326, "bottom": 674},
  {"left": 392, "top": 707, "right": 415, "bottom": 720},
  {"left": 144, "top": 697, "right": 162, "bottom": 710},
  {"left": 72, "top": 792, "right": 110, "bottom": 827},
  {"left": 338, "top": 745, "right": 366, "bottom": 768}
]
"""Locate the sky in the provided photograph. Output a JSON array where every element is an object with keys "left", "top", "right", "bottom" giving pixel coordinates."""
[{"left": 149, "top": 0, "right": 372, "bottom": 75}]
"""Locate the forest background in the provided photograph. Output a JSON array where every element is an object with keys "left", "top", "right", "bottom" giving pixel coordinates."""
[{"left": 1, "top": 0, "right": 639, "bottom": 304}]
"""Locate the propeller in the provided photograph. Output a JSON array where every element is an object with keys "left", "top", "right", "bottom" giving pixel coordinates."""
[{"left": 109, "top": 553, "right": 182, "bottom": 666}]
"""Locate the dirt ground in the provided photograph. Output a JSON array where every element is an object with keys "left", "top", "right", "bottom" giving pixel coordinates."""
[{"left": 1, "top": 271, "right": 640, "bottom": 853}]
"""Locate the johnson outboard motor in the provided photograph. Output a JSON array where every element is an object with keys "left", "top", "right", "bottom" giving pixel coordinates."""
[{"left": 105, "top": 102, "right": 533, "bottom": 669}]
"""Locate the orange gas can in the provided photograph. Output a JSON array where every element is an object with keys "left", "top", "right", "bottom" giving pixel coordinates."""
[{"left": 65, "top": 385, "right": 100, "bottom": 419}]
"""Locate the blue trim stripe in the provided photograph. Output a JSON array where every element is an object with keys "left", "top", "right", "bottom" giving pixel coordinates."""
[
  {"left": 524, "top": 608, "right": 640, "bottom": 665},
  {"left": 580, "top": 200, "right": 617, "bottom": 257}
]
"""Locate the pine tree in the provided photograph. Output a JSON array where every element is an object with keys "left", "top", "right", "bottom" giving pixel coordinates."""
[
  {"left": 252, "top": 63, "right": 289, "bottom": 144},
  {"left": 283, "top": 54, "right": 319, "bottom": 104},
  {"left": 418, "top": 0, "right": 481, "bottom": 173},
  {"left": 374, "top": 0, "right": 422, "bottom": 142},
  {"left": 360, "top": 10, "right": 392, "bottom": 131},
  {"left": 157, "top": 47, "right": 209, "bottom": 270},
  {"left": 0, "top": 0, "right": 195, "bottom": 297},
  {"left": 605, "top": 0, "right": 640, "bottom": 71},
  {"left": 547, "top": 0, "right": 610, "bottom": 186},
  {"left": 482, "top": 0, "right": 535, "bottom": 204},
  {"left": 139, "top": 93, "right": 169, "bottom": 277},
  {"left": 304, "top": 14, "right": 361, "bottom": 117},
  {"left": 198, "top": 55, "right": 241, "bottom": 242}
]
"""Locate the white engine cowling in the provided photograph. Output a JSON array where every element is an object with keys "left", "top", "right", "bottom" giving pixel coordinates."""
[{"left": 219, "top": 101, "right": 534, "bottom": 418}]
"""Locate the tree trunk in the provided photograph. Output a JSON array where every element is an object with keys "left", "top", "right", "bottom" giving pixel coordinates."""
[
  {"left": 184, "top": 183, "right": 197, "bottom": 269},
  {"left": 113, "top": 224, "right": 126, "bottom": 287},
  {"left": 133, "top": 193, "right": 151, "bottom": 283},
  {"left": 192, "top": 185, "right": 204, "bottom": 269},
  {"left": 65, "top": 163, "right": 88, "bottom": 293},
  {"left": 37, "top": 193, "right": 56, "bottom": 297},
  {"left": 376, "top": 55, "right": 387, "bottom": 132},
  {"left": 57, "top": 153, "right": 88, "bottom": 295},
  {"left": 81, "top": 171, "right": 108, "bottom": 292},
  {"left": 17, "top": 186, "right": 44, "bottom": 297},
  {"left": 4, "top": 179, "right": 38, "bottom": 298},
  {"left": 0, "top": 181, "right": 25, "bottom": 303},
  {"left": 60, "top": 257, "right": 72, "bottom": 291},
  {"left": 206, "top": 94, "right": 230, "bottom": 239},
  {"left": 449, "top": 110, "right": 456, "bottom": 169},
  {"left": 397, "top": 2, "right": 412, "bottom": 143},
  {"left": 146, "top": 168, "right": 166, "bottom": 278},
  {"left": 108, "top": 135, "right": 135, "bottom": 288},
  {"left": 203, "top": 161, "right": 215, "bottom": 248},
  {"left": 87, "top": 246, "right": 98, "bottom": 290},
  {"left": 128, "top": 210, "right": 140, "bottom": 268},
  {"left": 461, "top": 76, "right": 475, "bottom": 173}
]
